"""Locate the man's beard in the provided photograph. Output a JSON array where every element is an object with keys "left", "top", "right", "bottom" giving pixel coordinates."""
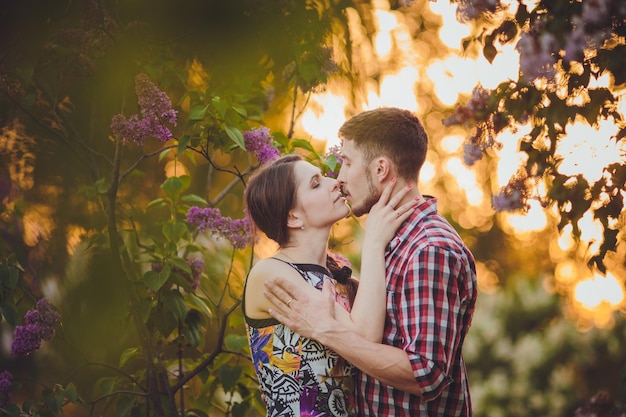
[{"left": 351, "top": 169, "right": 380, "bottom": 217}]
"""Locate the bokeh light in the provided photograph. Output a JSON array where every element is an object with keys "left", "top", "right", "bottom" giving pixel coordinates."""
[{"left": 297, "top": 0, "right": 624, "bottom": 326}]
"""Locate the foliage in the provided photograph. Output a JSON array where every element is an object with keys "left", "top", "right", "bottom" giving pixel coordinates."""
[
  {"left": 0, "top": 0, "right": 352, "bottom": 415},
  {"left": 464, "top": 278, "right": 626, "bottom": 417},
  {"left": 0, "top": 0, "right": 624, "bottom": 416},
  {"left": 444, "top": 0, "right": 626, "bottom": 274}
]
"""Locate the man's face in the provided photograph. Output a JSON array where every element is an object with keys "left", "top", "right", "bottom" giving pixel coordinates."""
[{"left": 337, "top": 140, "right": 380, "bottom": 217}]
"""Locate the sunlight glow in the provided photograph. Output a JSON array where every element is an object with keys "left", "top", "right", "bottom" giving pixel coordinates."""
[
  {"left": 556, "top": 120, "right": 626, "bottom": 183},
  {"left": 574, "top": 273, "right": 625, "bottom": 310},
  {"left": 297, "top": 0, "right": 625, "bottom": 325},
  {"left": 301, "top": 90, "right": 349, "bottom": 148},
  {"left": 501, "top": 200, "right": 548, "bottom": 233},
  {"left": 445, "top": 157, "right": 484, "bottom": 206},
  {"left": 427, "top": 1, "right": 470, "bottom": 49}
]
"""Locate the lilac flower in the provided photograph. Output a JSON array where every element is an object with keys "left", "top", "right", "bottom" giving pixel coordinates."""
[
  {"left": 463, "top": 143, "right": 484, "bottom": 166},
  {"left": 582, "top": 0, "right": 609, "bottom": 24},
  {"left": 444, "top": 85, "right": 492, "bottom": 127},
  {"left": 11, "top": 324, "right": 43, "bottom": 356},
  {"left": 186, "top": 258, "right": 205, "bottom": 291},
  {"left": 456, "top": 0, "right": 501, "bottom": 22},
  {"left": 492, "top": 189, "right": 526, "bottom": 212},
  {"left": 11, "top": 299, "right": 61, "bottom": 357},
  {"left": 110, "top": 73, "right": 178, "bottom": 144},
  {"left": 0, "top": 371, "right": 13, "bottom": 408},
  {"left": 187, "top": 206, "right": 253, "bottom": 249},
  {"left": 243, "top": 127, "right": 280, "bottom": 164},
  {"left": 563, "top": 18, "right": 588, "bottom": 63},
  {"left": 516, "top": 31, "right": 558, "bottom": 83}
]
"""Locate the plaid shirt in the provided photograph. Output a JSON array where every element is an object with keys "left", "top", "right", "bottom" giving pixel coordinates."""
[{"left": 355, "top": 196, "right": 477, "bottom": 416}]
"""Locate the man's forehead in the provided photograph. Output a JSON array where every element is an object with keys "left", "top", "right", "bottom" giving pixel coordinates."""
[{"left": 340, "top": 139, "right": 358, "bottom": 157}]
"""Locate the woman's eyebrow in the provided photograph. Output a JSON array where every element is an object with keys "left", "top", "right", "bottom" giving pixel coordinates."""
[{"left": 308, "top": 171, "right": 322, "bottom": 185}]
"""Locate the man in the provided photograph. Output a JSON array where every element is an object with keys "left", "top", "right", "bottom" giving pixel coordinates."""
[{"left": 264, "top": 107, "right": 477, "bottom": 416}]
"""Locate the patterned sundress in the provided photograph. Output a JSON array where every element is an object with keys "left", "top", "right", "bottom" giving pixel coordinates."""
[{"left": 243, "top": 260, "right": 356, "bottom": 417}]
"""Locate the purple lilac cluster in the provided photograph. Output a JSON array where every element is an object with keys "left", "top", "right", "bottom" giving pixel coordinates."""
[
  {"left": 187, "top": 206, "right": 253, "bottom": 249},
  {"left": 0, "top": 371, "right": 12, "bottom": 408},
  {"left": 185, "top": 258, "right": 205, "bottom": 291},
  {"left": 515, "top": 0, "right": 617, "bottom": 83},
  {"left": 455, "top": 0, "right": 501, "bottom": 22},
  {"left": 11, "top": 299, "right": 61, "bottom": 357},
  {"left": 110, "top": 73, "right": 178, "bottom": 144},
  {"left": 243, "top": 127, "right": 280, "bottom": 165},
  {"left": 492, "top": 173, "right": 529, "bottom": 212},
  {"left": 443, "top": 85, "right": 491, "bottom": 128}
]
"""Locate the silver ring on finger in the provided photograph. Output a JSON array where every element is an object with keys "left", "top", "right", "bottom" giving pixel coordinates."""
[{"left": 286, "top": 298, "right": 294, "bottom": 308}]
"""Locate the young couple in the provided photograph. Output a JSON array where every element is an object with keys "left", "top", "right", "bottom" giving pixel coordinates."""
[{"left": 243, "top": 107, "right": 478, "bottom": 417}]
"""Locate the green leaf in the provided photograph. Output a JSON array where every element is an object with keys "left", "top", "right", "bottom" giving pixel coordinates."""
[
  {"left": 162, "top": 221, "right": 187, "bottom": 243},
  {"left": 116, "top": 395, "right": 135, "bottom": 417},
  {"left": 158, "top": 148, "right": 172, "bottom": 162},
  {"left": 119, "top": 347, "right": 140, "bottom": 367},
  {"left": 146, "top": 198, "right": 167, "bottom": 210},
  {"left": 94, "top": 376, "right": 117, "bottom": 396},
  {"left": 184, "top": 309, "right": 203, "bottom": 347},
  {"left": 163, "top": 290, "right": 188, "bottom": 320},
  {"left": 161, "top": 176, "right": 183, "bottom": 200},
  {"left": 161, "top": 175, "right": 191, "bottom": 201},
  {"left": 189, "top": 104, "right": 208, "bottom": 121},
  {"left": 225, "top": 334, "right": 249, "bottom": 352},
  {"left": 0, "top": 302, "right": 17, "bottom": 326},
  {"left": 212, "top": 96, "right": 227, "bottom": 118},
  {"left": 64, "top": 382, "right": 78, "bottom": 402},
  {"left": 95, "top": 178, "right": 109, "bottom": 194},
  {"left": 324, "top": 153, "right": 338, "bottom": 172},
  {"left": 225, "top": 125, "right": 245, "bottom": 149},
  {"left": 143, "top": 266, "right": 171, "bottom": 292},
  {"left": 219, "top": 365, "right": 243, "bottom": 392},
  {"left": 0, "top": 265, "right": 19, "bottom": 289},
  {"left": 186, "top": 293, "right": 214, "bottom": 318},
  {"left": 181, "top": 194, "right": 208, "bottom": 205},
  {"left": 169, "top": 257, "right": 191, "bottom": 274},
  {"left": 177, "top": 135, "right": 191, "bottom": 157},
  {"left": 483, "top": 43, "right": 497, "bottom": 64},
  {"left": 5, "top": 403, "right": 21, "bottom": 417},
  {"left": 232, "top": 103, "right": 248, "bottom": 117},
  {"left": 292, "top": 138, "right": 316, "bottom": 153}
]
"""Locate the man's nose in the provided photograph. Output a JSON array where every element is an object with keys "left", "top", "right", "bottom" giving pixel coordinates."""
[{"left": 337, "top": 165, "right": 346, "bottom": 184}]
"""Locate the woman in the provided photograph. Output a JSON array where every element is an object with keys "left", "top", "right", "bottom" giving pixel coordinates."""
[{"left": 243, "top": 154, "right": 414, "bottom": 416}]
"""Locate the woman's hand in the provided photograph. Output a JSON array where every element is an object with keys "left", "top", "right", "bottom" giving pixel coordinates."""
[{"left": 364, "top": 179, "right": 417, "bottom": 247}]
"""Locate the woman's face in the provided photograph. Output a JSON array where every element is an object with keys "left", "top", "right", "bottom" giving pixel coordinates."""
[{"left": 292, "top": 160, "right": 350, "bottom": 228}]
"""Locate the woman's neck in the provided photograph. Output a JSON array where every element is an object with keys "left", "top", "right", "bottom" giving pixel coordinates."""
[{"left": 278, "top": 245, "right": 327, "bottom": 266}]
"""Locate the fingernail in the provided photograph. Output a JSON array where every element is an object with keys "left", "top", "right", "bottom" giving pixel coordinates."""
[
  {"left": 414, "top": 196, "right": 420, "bottom": 201},
  {"left": 391, "top": 177, "right": 396, "bottom": 183},
  {"left": 406, "top": 184, "right": 413, "bottom": 189}
]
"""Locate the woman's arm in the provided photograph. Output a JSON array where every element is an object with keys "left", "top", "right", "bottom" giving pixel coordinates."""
[{"left": 332, "top": 181, "right": 416, "bottom": 342}]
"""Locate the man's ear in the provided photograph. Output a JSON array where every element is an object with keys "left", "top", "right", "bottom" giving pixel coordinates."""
[{"left": 374, "top": 157, "right": 393, "bottom": 183}]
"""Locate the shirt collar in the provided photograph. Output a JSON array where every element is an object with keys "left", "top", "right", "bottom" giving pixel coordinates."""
[{"left": 387, "top": 195, "right": 438, "bottom": 253}]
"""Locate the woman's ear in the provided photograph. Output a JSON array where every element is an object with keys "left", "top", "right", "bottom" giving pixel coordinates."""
[{"left": 286, "top": 211, "right": 304, "bottom": 230}]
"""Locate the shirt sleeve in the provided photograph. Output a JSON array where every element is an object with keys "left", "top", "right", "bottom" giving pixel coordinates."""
[{"left": 399, "top": 246, "right": 466, "bottom": 401}]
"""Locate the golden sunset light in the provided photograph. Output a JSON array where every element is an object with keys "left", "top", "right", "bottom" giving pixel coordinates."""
[{"left": 297, "top": 0, "right": 626, "bottom": 326}]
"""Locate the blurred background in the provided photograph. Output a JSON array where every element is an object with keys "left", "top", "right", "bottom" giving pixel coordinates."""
[{"left": 0, "top": 0, "right": 624, "bottom": 416}]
